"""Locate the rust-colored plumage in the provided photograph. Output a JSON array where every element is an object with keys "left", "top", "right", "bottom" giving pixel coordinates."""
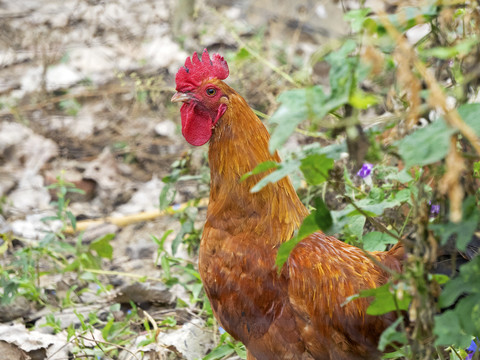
[{"left": 172, "top": 50, "right": 404, "bottom": 360}]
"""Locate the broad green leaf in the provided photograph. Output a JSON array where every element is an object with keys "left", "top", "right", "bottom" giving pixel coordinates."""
[
  {"left": 431, "top": 196, "right": 480, "bottom": 251},
  {"left": 384, "top": 168, "right": 414, "bottom": 184},
  {"left": 300, "top": 154, "right": 334, "bottom": 185},
  {"left": 330, "top": 207, "right": 365, "bottom": 236},
  {"left": 360, "top": 283, "right": 411, "bottom": 315},
  {"left": 344, "top": 214, "right": 367, "bottom": 241},
  {"left": 434, "top": 310, "right": 471, "bottom": 347},
  {"left": 396, "top": 118, "right": 454, "bottom": 168},
  {"left": 89, "top": 234, "right": 115, "bottom": 259},
  {"left": 313, "top": 197, "right": 333, "bottom": 232},
  {"left": 269, "top": 41, "right": 359, "bottom": 152},
  {"left": 363, "top": 231, "right": 398, "bottom": 252},
  {"left": 269, "top": 86, "right": 326, "bottom": 152},
  {"left": 343, "top": 191, "right": 409, "bottom": 218},
  {"left": 397, "top": 103, "right": 480, "bottom": 167},
  {"left": 439, "top": 256, "right": 480, "bottom": 308},
  {"left": 324, "top": 43, "right": 357, "bottom": 110},
  {"left": 456, "top": 294, "right": 480, "bottom": 335}
]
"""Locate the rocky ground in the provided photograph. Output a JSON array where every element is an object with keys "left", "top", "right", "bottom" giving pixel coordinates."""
[{"left": 0, "top": 0, "right": 374, "bottom": 359}]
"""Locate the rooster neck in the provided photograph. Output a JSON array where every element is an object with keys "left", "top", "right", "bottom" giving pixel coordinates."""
[{"left": 205, "top": 92, "right": 308, "bottom": 245}]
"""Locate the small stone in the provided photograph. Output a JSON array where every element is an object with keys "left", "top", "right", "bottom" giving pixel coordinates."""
[
  {"left": 126, "top": 238, "right": 157, "bottom": 260},
  {"left": 154, "top": 120, "right": 177, "bottom": 138},
  {"left": 114, "top": 281, "right": 175, "bottom": 306},
  {"left": 46, "top": 64, "right": 83, "bottom": 91},
  {"left": 0, "top": 297, "right": 31, "bottom": 322}
]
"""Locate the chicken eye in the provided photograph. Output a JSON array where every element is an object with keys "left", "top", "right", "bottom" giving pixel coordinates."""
[{"left": 206, "top": 88, "right": 216, "bottom": 96}]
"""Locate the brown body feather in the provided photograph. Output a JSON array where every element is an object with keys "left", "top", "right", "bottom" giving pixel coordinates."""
[{"left": 196, "top": 79, "right": 403, "bottom": 360}]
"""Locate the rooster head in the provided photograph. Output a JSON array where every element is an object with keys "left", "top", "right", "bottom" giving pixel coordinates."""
[{"left": 172, "top": 49, "right": 230, "bottom": 146}]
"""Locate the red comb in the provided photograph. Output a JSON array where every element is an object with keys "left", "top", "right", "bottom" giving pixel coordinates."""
[{"left": 175, "top": 49, "right": 229, "bottom": 92}]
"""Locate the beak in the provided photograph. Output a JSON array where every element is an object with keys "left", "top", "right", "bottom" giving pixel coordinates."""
[{"left": 171, "top": 92, "right": 192, "bottom": 103}]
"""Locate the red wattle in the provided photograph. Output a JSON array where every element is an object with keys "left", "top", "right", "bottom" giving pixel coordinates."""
[{"left": 180, "top": 102, "right": 213, "bottom": 146}]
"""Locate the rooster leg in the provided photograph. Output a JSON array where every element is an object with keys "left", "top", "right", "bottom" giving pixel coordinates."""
[{"left": 246, "top": 350, "right": 257, "bottom": 360}]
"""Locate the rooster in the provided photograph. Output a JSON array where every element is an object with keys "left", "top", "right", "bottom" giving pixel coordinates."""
[{"left": 171, "top": 49, "right": 405, "bottom": 360}]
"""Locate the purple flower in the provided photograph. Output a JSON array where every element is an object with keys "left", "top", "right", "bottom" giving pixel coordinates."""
[
  {"left": 430, "top": 204, "right": 440, "bottom": 217},
  {"left": 219, "top": 326, "right": 226, "bottom": 335},
  {"left": 467, "top": 339, "right": 478, "bottom": 360},
  {"left": 357, "top": 163, "right": 373, "bottom": 178}
]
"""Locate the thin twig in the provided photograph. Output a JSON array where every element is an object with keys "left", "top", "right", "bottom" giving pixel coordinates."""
[
  {"left": 64, "top": 198, "right": 208, "bottom": 234},
  {"left": 83, "top": 268, "right": 162, "bottom": 282}
]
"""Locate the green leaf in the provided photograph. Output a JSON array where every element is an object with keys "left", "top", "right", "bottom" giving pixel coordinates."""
[
  {"left": 360, "top": 283, "right": 411, "bottom": 315},
  {"left": 89, "top": 234, "right": 115, "bottom": 259},
  {"left": 160, "top": 254, "right": 171, "bottom": 280},
  {"left": 59, "top": 98, "right": 81, "bottom": 116},
  {"left": 269, "top": 86, "right": 326, "bottom": 152},
  {"left": 340, "top": 191, "right": 408, "bottom": 219},
  {"left": 431, "top": 196, "right": 480, "bottom": 251},
  {"left": 384, "top": 5, "right": 438, "bottom": 32},
  {"left": 234, "top": 47, "right": 251, "bottom": 61},
  {"left": 276, "top": 198, "right": 332, "bottom": 270},
  {"left": 397, "top": 103, "right": 480, "bottom": 167},
  {"left": 349, "top": 89, "right": 379, "bottom": 109},
  {"left": 430, "top": 273, "right": 450, "bottom": 285},
  {"left": 41, "top": 215, "right": 60, "bottom": 223},
  {"left": 300, "top": 154, "right": 334, "bottom": 185},
  {"left": 312, "top": 197, "right": 333, "bottom": 232},
  {"left": 363, "top": 231, "right": 398, "bottom": 252},
  {"left": 276, "top": 213, "right": 319, "bottom": 271},
  {"left": 456, "top": 293, "right": 480, "bottom": 335},
  {"left": 434, "top": 258, "right": 480, "bottom": 345},
  {"left": 67, "top": 187, "right": 86, "bottom": 194},
  {"left": 202, "top": 344, "right": 235, "bottom": 360},
  {"left": 396, "top": 118, "right": 454, "bottom": 168},
  {"left": 378, "top": 316, "right": 407, "bottom": 351},
  {"left": 434, "top": 310, "right": 471, "bottom": 347},
  {"left": 101, "top": 317, "right": 114, "bottom": 340},
  {"left": 439, "top": 256, "right": 480, "bottom": 308},
  {"left": 344, "top": 8, "right": 371, "bottom": 33},
  {"left": 250, "top": 159, "right": 299, "bottom": 193},
  {"left": 420, "top": 37, "right": 479, "bottom": 59},
  {"left": 240, "top": 161, "right": 279, "bottom": 182},
  {"left": 66, "top": 211, "right": 77, "bottom": 231},
  {"left": 159, "top": 184, "right": 177, "bottom": 211}
]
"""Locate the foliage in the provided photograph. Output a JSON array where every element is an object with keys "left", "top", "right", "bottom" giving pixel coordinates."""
[{"left": 0, "top": 174, "right": 132, "bottom": 358}]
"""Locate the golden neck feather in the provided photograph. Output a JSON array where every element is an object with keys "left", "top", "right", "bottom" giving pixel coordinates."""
[{"left": 206, "top": 87, "right": 308, "bottom": 244}]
